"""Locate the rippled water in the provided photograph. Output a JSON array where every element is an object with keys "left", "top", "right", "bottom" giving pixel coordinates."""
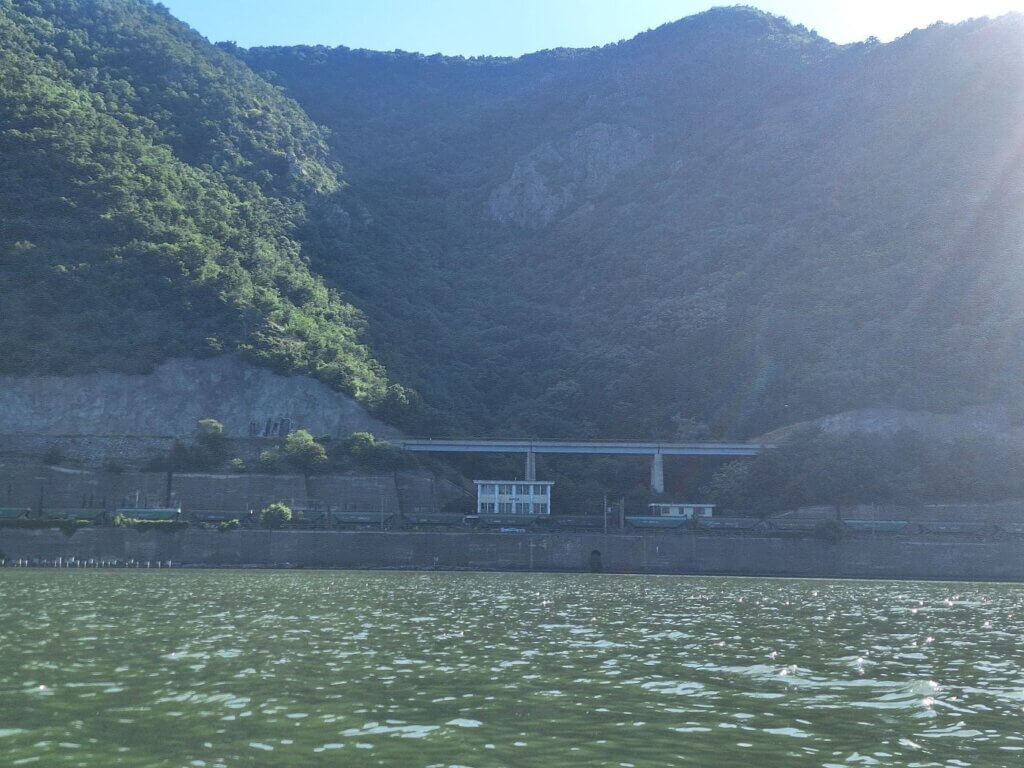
[{"left": 0, "top": 572, "right": 1022, "bottom": 766}]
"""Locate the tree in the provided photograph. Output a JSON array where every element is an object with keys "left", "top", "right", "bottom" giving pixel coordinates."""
[
  {"left": 257, "top": 449, "right": 280, "bottom": 473},
  {"left": 344, "top": 431, "right": 406, "bottom": 470},
  {"left": 260, "top": 502, "right": 292, "bottom": 529},
  {"left": 284, "top": 429, "right": 328, "bottom": 473},
  {"left": 195, "top": 418, "right": 227, "bottom": 468},
  {"left": 703, "top": 460, "right": 755, "bottom": 514}
]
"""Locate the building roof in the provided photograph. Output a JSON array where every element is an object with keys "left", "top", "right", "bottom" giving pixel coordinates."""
[
  {"left": 474, "top": 480, "right": 554, "bottom": 485},
  {"left": 649, "top": 502, "right": 715, "bottom": 507}
]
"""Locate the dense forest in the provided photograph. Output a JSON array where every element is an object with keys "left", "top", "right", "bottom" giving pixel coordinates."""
[
  {"left": 4, "top": 1, "right": 1024, "bottom": 506},
  {"left": 240, "top": 8, "right": 1024, "bottom": 439}
]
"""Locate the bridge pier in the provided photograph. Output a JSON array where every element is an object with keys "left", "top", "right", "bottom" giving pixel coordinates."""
[
  {"left": 650, "top": 451, "right": 664, "bottom": 495},
  {"left": 525, "top": 450, "right": 536, "bottom": 481}
]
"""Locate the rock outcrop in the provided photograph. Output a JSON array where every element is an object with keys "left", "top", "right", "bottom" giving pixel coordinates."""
[
  {"left": 0, "top": 356, "right": 401, "bottom": 441},
  {"left": 761, "top": 404, "right": 1016, "bottom": 442},
  {"left": 487, "top": 123, "right": 651, "bottom": 228}
]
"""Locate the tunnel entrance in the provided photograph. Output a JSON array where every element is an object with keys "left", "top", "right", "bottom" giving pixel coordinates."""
[{"left": 589, "top": 549, "right": 603, "bottom": 573}]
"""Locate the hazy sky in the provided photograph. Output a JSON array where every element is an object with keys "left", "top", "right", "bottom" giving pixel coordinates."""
[{"left": 161, "top": 1, "right": 1024, "bottom": 55}]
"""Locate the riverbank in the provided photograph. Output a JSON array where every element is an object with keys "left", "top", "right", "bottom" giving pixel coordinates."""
[{"left": 1, "top": 528, "right": 1022, "bottom": 580}]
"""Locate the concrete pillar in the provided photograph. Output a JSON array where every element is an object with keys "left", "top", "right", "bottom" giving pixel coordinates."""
[
  {"left": 650, "top": 451, "right": 664, "bottom": 495},
  {"left": 525, "top": 450, "right": 536, "bottom": 481}
]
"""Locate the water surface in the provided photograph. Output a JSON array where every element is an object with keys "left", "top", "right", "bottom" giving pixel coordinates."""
[{"left": 0, "top": 571, "right": 1021, "bottom": 766}]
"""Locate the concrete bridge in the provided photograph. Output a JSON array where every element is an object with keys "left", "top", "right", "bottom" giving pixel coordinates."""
[{"left": 398, "top": 439, "right": 767, "bottom": 493}]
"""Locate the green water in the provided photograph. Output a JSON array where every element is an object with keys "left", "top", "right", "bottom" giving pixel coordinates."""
[{"left": 0, "top": 572, "right": 1022, "bottom": 767}]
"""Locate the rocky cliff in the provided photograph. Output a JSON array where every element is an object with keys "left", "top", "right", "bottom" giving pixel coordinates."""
[{"left": 0, "top": 356, "right": 401, "bottom": 441}]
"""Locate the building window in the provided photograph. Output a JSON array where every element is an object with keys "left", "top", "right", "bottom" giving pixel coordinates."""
[
  {"left": 516, "top": 484, "right": 529, "bottom": 495},
  {"left": 480, "top": 484, "right": 495, "bottom": 494},
  {"left": 534, "top": 503, "right": 548, "bottom": 515},
  {"left": 515, "top": 502, "right": 530, "bottom": 514},
  {"left": 500, "top": 484, "right": 513, "bottom": 494},
  {"left": 499, "top": 502, "right": 513, "bottom": 514},
  {"left": 480, "top": 502, "right": 495, "bottom": 514}
]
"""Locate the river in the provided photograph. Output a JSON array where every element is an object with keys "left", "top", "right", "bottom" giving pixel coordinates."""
[{"left": 0, "top": 571, "right": 1021, "bottom": 766}]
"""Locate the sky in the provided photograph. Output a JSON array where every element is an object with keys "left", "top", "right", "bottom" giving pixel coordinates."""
[{"left": 161, "top": 1, "right": 1024, "bottom": 56}]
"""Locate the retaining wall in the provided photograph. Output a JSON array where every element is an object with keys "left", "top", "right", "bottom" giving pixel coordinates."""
[{"left": 2, "top": 529, "right": 1023, "bottom": 581}]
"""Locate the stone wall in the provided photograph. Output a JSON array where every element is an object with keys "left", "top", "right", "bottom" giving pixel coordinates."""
[{"left": 2, "top": 529, "right": 1023, "bottom": 581}]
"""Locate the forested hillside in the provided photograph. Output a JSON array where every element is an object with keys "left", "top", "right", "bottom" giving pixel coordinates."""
[
  {"left": 3, "top": 0, "right": 1024, "bottom": 446},
  {"left": 242, "top": 8, "right": 1024, "bottom": 439},
  {"left": 0, "top": 0, "right": 409, "bottom": 416}
]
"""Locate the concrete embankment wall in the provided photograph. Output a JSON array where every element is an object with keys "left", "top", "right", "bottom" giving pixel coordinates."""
[
  {"left": 2, "top": 529, "right": 1024, "bottom": 581},
  {"left": 0, "top": 466, "right": 464, "bottom": 515}
]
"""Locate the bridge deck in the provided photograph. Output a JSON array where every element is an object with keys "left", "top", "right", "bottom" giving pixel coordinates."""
[{"left": 399, "top": 439, "right": 765, "bottom": 456}]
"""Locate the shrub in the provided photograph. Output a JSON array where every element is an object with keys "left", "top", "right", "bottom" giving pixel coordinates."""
[
  {"left": 260, "top": 502, "right": 292, "bottom": 529},
  {"left": 257, "top": 449, "right": 280, "bottom": 472},
  {"left": 229, "top": 457, "right": 247, "bottom": 473},
  {"left": 218, "top": 518, "right": 241, "bottom": 532}
]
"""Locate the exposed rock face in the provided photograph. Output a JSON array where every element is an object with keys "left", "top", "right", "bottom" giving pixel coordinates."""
[
  {"left": 761, "top": 405, "right": 1015, "bottom": 442},
  {"left": 0, "top": 356, "right": 401, "bottom": 441},
  {"left": 487, "top": 123, "right": 651, "bottom": 228}
]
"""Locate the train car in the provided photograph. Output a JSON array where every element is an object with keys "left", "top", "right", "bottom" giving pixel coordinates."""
[
  {"left": 624, "top": 515, "right": 692, "bottom": 530},
  {"left": 327, "top": 511, "right": 397, "bottom": 529},
  {"left": 42, "top": 508, "right": 107, "bottom": 523},
  {"left": 476, "top": 514, "right": 542, "bottom": 530},
  {"left": 918, "top": 520, "right": 994, "bottom": 537},
  {"left": 190, "top": 510, "right": 247, "bottom": 525},
  {"left": 534, "top": 516, "right": 607, "bottom": 532},
  {"left": 401, "top": 513, "right": 465, "bottom": 530},
  {"left": 694, "top": 517, "right": 767, "bottom": 534},
  {"left": 844, "top": 519, "right": 913, "bottom": 535},
  {"left": 115, "top": 508, "right": 181, "bottom": 521},
  {"left": 766, "top": 518, "right": 822, "bottom": 536}
]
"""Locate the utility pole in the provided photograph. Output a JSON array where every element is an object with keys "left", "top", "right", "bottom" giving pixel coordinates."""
[{"left": 603, "top": 493, "right": 608, "bottom": 535}]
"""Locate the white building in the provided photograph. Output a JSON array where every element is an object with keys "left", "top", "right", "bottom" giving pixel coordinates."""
[
  {"left": 475, "top": 481, "right": 553, "bottom": 516},
  {"left": 647, "top": 502, "right": 714, "bottom": 520}
]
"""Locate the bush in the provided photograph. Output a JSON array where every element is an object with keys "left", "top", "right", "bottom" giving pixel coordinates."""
[
  {"left": 229, "top": 457, "right": 247, "bottom": 473},
  {"left": 260, "top": 502, "right": 292, "bottom": 529},
  {"left": 257, "top": 449, "right": 280, "bottom": 472},
  {"left": 218, "top": 518, "right": 241, "bottom": 532}
]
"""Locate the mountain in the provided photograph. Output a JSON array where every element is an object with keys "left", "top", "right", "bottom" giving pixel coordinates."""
[
  {"left": 0, "top": 0, "right": 409, "bottom": 417},
  {"left": 3, "top": 1, "right": 1024, "bottom": 446},
  {"left": 240, "top": 8, "right": 1024, "bottom": 438}
]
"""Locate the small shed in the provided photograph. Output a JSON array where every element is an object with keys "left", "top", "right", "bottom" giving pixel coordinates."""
[{"left": 647, "top": 503, "right": 714, "bottom": 520}]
